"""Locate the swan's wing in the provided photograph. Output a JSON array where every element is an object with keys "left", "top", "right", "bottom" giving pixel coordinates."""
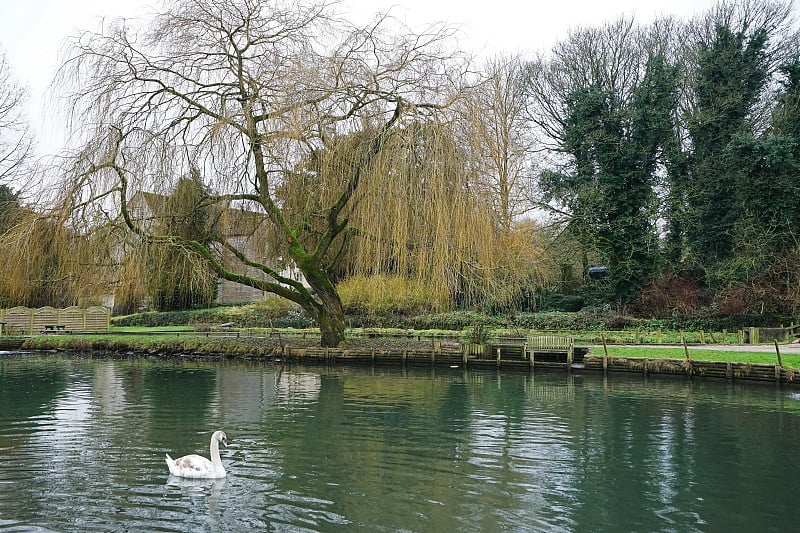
[
  {"left": 174, "top": 454, "right": 213, "bottom": 471},
  {"left": 165, "top": 453, "right": 215, "bottom": 477}
]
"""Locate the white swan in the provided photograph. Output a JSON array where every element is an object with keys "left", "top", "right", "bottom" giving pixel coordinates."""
[{"left": 165, "top": 430, "right": 228, "bottom": 478}]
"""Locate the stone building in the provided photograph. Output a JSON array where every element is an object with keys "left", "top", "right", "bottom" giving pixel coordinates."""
[{"left": 123, "top": 191, "right": 308, "bottom": 308}]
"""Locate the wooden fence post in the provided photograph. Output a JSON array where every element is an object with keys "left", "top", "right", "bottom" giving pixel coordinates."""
[
  {"left": 682, "top": 333, "right": 690, "bottom": 362},
  {"left": 567, "top": 338, "right": 574, "bottom": 368}
]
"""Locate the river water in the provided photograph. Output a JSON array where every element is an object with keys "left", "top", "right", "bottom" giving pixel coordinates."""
[{"left": 1, "top": 352, "right": 799, "bottom": 532}]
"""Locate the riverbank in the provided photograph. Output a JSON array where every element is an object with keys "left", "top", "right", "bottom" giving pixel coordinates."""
[{"left": 4, "top": 331, "right": 800, "bottom": 386}]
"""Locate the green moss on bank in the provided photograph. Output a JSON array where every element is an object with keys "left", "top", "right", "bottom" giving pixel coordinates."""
[{"left": 21, "top": 334, "right": 284, "bottom": 357}]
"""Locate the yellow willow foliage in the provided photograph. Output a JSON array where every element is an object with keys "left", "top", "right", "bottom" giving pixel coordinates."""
[
  {"left": 260, "top": 121, "right": 552, "bottom": 311},
  {"left": 338, "top": 274, "right": 438, "bottom": 314},
  {"left": 343, "top": 122, "right": 545, "bottom": 309},
  {"left": 111, "top": 232, "right": 219, "bottom": 313},
  {"left": 0, "top": 212, "right": 84, "bottom": 307},
  {"left": 113, "top": 246, "right": 149, "bottom": 315}
]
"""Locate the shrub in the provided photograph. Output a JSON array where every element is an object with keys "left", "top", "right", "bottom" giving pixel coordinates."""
[
  {"left": 339, "top": 275, "right": 441, "bottom": 316},
  {"left": 112, "top": 300, "right": 311, "bottom": 329},
  {"left": 405, "top": 311, "right": 503, "bottom": 331},
  {"left": 545, "top": 293, "right": 585, "bottom": 312}
]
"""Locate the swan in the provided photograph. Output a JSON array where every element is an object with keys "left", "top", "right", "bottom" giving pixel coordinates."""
[{"left": 165, "top": 430, "right": 228, "bottom": 478}]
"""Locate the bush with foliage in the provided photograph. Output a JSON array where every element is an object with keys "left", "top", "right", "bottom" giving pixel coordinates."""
[{"left": 339, "top": 275, "right": 441, "bottom": 316}]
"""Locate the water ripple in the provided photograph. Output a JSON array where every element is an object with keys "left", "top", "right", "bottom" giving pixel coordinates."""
[{"left": 1, "top": 357, "right": 799, "bottom": 532}]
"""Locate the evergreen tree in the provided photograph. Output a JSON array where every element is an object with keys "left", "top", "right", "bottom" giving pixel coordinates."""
[
  {"left": 685, "top": 25, "right": 769, "bottom": 265},
  {"left": 541, "top": 54, "right": 678, "bottom": 302},
  {"left": 0, "top": 184, "right": 20, "bottom": 232}
]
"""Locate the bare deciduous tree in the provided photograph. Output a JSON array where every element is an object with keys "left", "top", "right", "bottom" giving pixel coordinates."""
[
  {"left": 459, "top": 55, "right": 535, "bottom": 233},
  {"left": 0, "top": 51, "right": 33, "bottom": 193},
  {"left": 56, "top": 0, "right": 463, "bottom": 346}
]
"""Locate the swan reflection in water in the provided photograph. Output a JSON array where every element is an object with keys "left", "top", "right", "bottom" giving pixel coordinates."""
[{"left": 166, "top": 475, "right": 227, "bottom": 511}]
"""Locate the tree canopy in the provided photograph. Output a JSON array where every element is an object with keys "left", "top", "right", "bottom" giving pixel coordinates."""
[
  {"left": 3, "top": 0, "right": 800, "bottom": 330},
  {"left": 56, "top": 0, "right": 475, "bottom": 346}
]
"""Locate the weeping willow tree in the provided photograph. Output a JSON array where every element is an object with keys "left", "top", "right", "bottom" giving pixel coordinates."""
[
  {"left": 56, "top": 0, "right": 462, "bottom": 347},
  {"left": 113, "top": 173, "right": 219, "bottom": 313},
  {"left": 278, "top": 119, "right": 550, "bottom": 312},
  {"left": 0, "top": 208, "right": 111, "bottom": 308},
  {"left": 348, "top": 121, "right": 548, "bottom": 311}
]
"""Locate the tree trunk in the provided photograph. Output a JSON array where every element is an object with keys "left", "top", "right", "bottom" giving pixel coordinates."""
[
  {"left": 315, "top": 295, "right": 346, "bottom": 348},
  {"left": 319, "top": 318, "right": 344, "bottom": 348},
  {"left": 301, "top": 271, "right": 346, "bottom": 348}
]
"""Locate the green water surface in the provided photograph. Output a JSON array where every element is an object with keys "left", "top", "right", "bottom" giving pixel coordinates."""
[{"left": 1, "top": 352, "right": 798, "bottom": 532}]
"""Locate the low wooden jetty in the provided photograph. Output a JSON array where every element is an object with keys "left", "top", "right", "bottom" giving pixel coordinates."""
[
  {"left": 582, "top": 355, "right": 799, "bottom": 385},
  {"left": 282, "top": 335, "right": 588, "bottom": 371}
]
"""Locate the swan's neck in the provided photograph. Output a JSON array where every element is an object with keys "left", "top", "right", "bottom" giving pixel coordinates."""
[{"left": 210, "top": 439, "right": 224, "bottom": 472}]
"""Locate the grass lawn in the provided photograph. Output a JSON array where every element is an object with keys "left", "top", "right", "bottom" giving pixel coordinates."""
[{"left": 595, "top": 345, "right": 798, "bottom": 369}]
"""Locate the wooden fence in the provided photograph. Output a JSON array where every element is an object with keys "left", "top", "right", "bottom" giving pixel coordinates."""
[{"left": 0, "top": 306, "right": 110, "bottom": 334}]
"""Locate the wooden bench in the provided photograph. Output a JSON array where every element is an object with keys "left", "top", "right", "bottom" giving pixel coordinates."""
[
  {"left": 526, "top": 335, "right": 575, "bottom": 365},
  {"left": 41, "top": 324, "right": 67, "bottom": 334}
]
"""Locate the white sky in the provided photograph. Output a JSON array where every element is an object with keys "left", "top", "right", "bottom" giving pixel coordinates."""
[{"left": 0, "top": 0, "right": 720, "bottom": 157}]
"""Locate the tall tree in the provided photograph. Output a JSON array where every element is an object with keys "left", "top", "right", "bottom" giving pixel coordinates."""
[
  {"left": 57, "top": 0, "right": 462, "bottom": 346},
  {"left": 684, "top": 25, "right": 770, "bottom": 264},
  {"left": 0, "top": 50, "right": 33, "bottom": 191},
  {"left": 148, "top": 173, "right": 219, "bottom": 311},
  {"left": 680, "top": 0, "right": 797, "bottom": 275},
  {"left": 529, "top": 18, "right": 679, "bottom": 302},
  {"left": 460, "top": 55, "right": 534, "bottom": 233},
  {"left": 703, "top": 57, "right": 800, "bottom": 313}
]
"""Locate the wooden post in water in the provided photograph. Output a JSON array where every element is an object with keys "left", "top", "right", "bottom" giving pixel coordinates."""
[
  {"left": 496, "top": 347, "right": 501, "bottom": 368},
  {"left": 775, "top": 340, "right": 783, "bottom": 384},
  {"left": 567, "top": 338, "right": 574, "bottom": 370}
]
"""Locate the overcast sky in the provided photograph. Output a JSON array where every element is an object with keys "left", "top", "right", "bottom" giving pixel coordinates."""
[{"left": 0, "top": 0, "right": 720, "bottom": 156}]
